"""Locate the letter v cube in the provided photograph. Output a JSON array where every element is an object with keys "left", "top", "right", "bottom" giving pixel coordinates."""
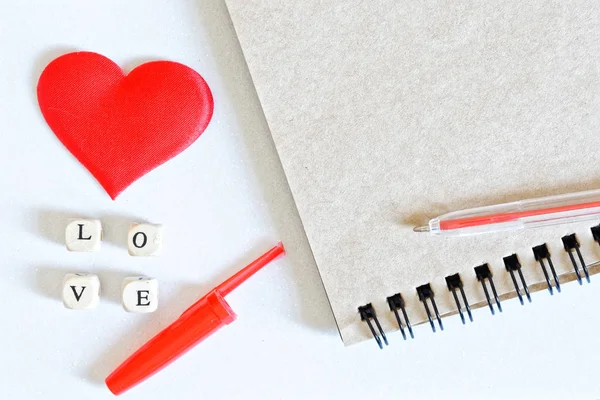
[{"left": 62, "top": 273, "right": 101, "bottom": 310}]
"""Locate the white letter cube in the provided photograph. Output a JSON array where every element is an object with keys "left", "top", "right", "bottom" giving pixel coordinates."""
[
  {"left": 62, "top": 273, "right": 101, "bottom": 310},
  {"left": 65, "top": 219, "right": 102, "bottom": 252},
  {"left": 122, "top": 277, "right": 158, "bottom": 313},
  {"left": 128, "top": 223, "right": 163, "bottom": 256}
]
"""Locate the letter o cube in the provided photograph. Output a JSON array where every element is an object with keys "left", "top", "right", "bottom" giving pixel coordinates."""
[
  {"left": 128, "top": 223, "right": 163, "bottom": 256},
  {"left": 122, "top": 277, "right": 159, "bottom": 313}
]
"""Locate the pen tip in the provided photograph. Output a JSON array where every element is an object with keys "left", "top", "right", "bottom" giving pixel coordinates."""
[{"left": 413, "top": 225, "right": 430, "bottom": 233}]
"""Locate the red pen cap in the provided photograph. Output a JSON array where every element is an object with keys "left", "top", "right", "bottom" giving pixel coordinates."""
[{"left": 106, "top": 243, "right": 285, "bottom": 395}]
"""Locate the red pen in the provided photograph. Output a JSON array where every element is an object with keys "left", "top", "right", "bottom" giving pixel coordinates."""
[
  {"left": 413, "top": 189, "right": 600, "bottom": 236},
  {"left": 106, "top": 243, "right": 285, "bottom": 395}
]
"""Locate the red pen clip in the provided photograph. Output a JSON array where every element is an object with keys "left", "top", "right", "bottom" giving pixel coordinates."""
[{"left": 106, "top": 243, "right": 285, "bottom": 395}]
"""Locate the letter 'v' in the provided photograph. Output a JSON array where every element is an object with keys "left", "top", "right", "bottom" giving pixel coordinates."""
[{"left": 70, "top": 286, "right": 86, "bottom": 301}]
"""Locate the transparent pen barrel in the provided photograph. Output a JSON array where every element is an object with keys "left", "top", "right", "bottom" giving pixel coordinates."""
[{"left": 435, "top": 189, "right": 600, "bottom": 235}]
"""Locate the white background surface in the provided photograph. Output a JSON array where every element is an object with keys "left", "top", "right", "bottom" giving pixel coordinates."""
[{"left": 1, "top": 1, "right": 599, "bottom": 399}]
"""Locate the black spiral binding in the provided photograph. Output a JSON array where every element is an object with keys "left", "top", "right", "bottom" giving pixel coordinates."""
[
  {"left": 358, "top": 226, "right": 600, "bottom": 348},
  {"left": 532, "top": 243, "right": 560, "bottom": 294},
  {"left": 562, "top": 233, "right": 590, "bottom": 285},
  {"left": 592, "top": 225, "right": 600, "bottom": 245},
  {"left": 416, "top": 284, "right": 443, "bottom": 332},
  {"left": 503, "top": 254, "right": 531, "bottom": 305},
  {"left": 562, "top": 234, "right": 590, "bottom": 284},
  {"left": 445, "top": 273, "right": 472, "bottom": 324},
  {"left": 474, "top": 263, "right": 502, "bottom": 315},
  {"left": 387, "top": 293, "right": 414, "bottom": 340},
  {"left": 358, "top": 303, "right": 387, "bottom": 349}
]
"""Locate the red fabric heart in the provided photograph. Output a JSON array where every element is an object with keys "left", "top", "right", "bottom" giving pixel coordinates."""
[{"left": 37, "top": 52, "right": 214, "bottom": 199}]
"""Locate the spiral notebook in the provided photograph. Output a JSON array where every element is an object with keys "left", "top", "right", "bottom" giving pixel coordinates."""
[{"left": 225, "top": 0, "right": 600, "bottom": 346}]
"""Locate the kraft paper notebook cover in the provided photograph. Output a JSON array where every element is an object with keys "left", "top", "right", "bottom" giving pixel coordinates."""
[{"left": 225, "top": 1, "right": 600, "bottom": 346}]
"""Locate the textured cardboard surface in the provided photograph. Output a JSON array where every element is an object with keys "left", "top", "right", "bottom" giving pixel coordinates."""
[{"left": 226, "top": 0, "right": 600, "bottom": 345}]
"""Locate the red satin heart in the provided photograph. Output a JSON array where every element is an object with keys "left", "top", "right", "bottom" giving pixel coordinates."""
[{"left": 37, "top": 52, "right": 214, "bottom": 199}]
